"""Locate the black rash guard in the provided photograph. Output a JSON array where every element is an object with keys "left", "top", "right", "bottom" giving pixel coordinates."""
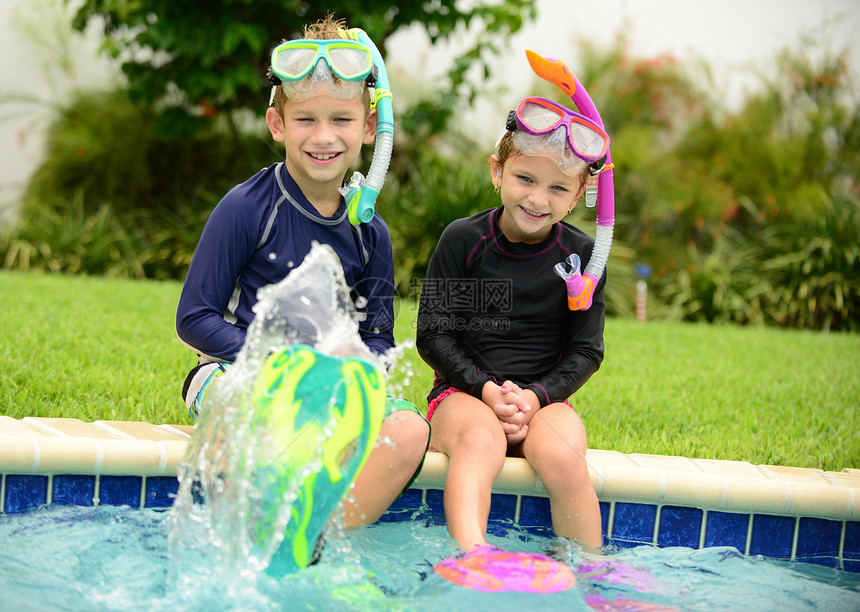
[{"left": 416, "top": 207, "right": 605, "bottom": 408}]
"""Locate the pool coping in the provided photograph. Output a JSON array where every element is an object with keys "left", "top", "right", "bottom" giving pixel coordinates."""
[
  {"left": 2, "top": 416, "right": 859, "bottom": 571},
  {"left": 2, "top": 415, "right": 857, "bottom": 522}
]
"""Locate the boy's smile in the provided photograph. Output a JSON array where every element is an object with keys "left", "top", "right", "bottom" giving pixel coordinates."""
[{"left": 267, "top": 93, "right": 376, "bottom": 215}]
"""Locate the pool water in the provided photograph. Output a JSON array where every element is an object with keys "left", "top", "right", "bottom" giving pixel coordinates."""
[{"left": 1, "top": 505, "right": 858, "bottom": 611}]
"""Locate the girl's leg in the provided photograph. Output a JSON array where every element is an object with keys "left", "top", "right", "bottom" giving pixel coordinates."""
[
  {"left": 521, "top": 403, "right": 602, "bottom": 548},
  {"left": 430, "top": 392, "right": 508, "bottom": 549},
  {"left": 343, "top": 410, "right": 430, "bottom": 527}
]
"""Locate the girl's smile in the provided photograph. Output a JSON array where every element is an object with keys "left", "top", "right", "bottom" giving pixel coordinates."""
[{"left": 491, "top": 153, "right": 585, "bottom": 244}]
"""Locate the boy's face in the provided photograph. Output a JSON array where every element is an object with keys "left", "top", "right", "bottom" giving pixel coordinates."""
[
  {"left": 491, "top": 153, "right": 584, "bottom": 244},
  {"left": 266, "top": 93, "right": 376, "bottom": 203}
]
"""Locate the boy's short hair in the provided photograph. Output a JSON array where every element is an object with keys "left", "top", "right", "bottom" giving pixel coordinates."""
[{"left": 271, "top": 15, "right": 373, "bottom": 114}]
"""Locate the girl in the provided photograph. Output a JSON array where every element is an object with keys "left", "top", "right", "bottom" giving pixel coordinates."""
[{"left": 416, "top": 87, "right": 609, "bottom": 554}]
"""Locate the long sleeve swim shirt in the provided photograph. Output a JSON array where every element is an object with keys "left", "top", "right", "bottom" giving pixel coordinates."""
[
  {"left": 176, "top": 162, "right": 396, "bottom": 363},
  {"left": 416, "top": 207, "right": 605, "bottom": 407}
]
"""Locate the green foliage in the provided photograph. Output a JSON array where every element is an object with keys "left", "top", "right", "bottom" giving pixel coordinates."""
[
  {"left": 5, "top": 6, "right": 859, "bottom": 331},
  {"left": 580, "top": 35, "right": 860, "bottom": 330},
  {"left": 21, "top": 89, "right": 273, "bottom": 217},
  {"left": 577, "top": 33, "right": 711, "bottom": 137},
  {"left": 72, "top": 0, "right": 536, "bottom": 136},
  {"left": 655, "top": 193, "right": 860, "bottom": 331},
  {"left": 2, "top": 189, "right": 210, "bottom": 281},
  {"left": 757, "top": 190, "right": 859, "bottom": 331},
  {"left": 2, "top": 190, "right": 147, "bottom": 277},
  {"left": 377, "top": 135, "right": 496, "bottom": 296}
]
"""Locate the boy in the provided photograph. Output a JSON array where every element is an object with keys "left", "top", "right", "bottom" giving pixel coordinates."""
[{"left": 175, "top": 16, "right": 429, "bottom": 534}]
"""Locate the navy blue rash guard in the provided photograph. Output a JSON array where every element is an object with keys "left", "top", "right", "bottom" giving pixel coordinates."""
[
  {"left": 176, "top": 162, "right": 396, "bottom": 364},
  {"left": 416, "top": 207, "right": 605, "bottom": 408}
]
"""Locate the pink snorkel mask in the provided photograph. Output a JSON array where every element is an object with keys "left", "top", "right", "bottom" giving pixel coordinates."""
[
  {"left": 506, "top": 96, "right": 609, "bottom": 177},
  {"left": 519, "top": 50, "right": 616, "bottom": 311}
]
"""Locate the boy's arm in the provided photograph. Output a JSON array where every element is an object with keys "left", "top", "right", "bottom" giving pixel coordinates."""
[
  {"left": 176, "top": 192, "right": 258, "bottom": 362},
  {"left": 355, "top": 222, "right": 396, "bottom": 356},
  {"left": 523, "top": 273, "right": 606, "bottom": 407}
]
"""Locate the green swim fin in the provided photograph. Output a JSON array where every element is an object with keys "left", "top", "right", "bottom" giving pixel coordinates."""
[{"left": 248, "top": 344, "right": 385, "bottom": 576}]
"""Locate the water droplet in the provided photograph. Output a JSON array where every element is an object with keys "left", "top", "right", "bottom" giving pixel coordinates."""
[
  {"left": 268, "top": 252, "right": 276, "bottom": 260},
  {"left": 169, "top": 244, "right": 387, "bottom": 579}
]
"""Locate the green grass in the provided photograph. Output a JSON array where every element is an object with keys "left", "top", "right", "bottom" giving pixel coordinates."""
[{"left": 1, "top": 270, "right": 858, "bottom": 471}]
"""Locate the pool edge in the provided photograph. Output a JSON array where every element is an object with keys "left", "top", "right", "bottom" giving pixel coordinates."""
[{"left": 2, "top": 416, "right": 857, "bottom": 571}]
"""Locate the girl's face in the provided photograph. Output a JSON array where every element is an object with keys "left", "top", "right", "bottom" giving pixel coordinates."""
[{"left": 491, "top": 153, "right": 585, "bottom": 244}]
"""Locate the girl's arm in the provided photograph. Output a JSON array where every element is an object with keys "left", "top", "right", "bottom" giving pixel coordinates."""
[
  {"left": 523, "top": 273, "right": 607, "bottom": 407},
  {"left": 415, "top": 225, "right": 494, "bottom": 397}
]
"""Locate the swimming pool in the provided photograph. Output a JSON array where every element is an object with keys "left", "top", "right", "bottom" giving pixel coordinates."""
[
  {"left": 2, "top": 504, "right": 859, "bottom": 611},
  {"left": 1, "top": 415, "right": 858, "bottom": 609}
]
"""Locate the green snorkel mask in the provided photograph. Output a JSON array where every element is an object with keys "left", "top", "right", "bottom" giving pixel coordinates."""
[{"left": 268, "top": 29, "right": 394, "bottom": 225}]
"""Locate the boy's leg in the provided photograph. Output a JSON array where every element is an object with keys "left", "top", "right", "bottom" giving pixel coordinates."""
[
  {"left": 343, "top": 408, "right": 430, "bottom": 526},
  {"left": 521, "top": 403, "right": 602, "bottom": 549},
  {"left": 430, "top": 392, "right": 507, "bottom": 550},
  {"left": 182, "top": 362, "right": 230, "bottom": 419}
]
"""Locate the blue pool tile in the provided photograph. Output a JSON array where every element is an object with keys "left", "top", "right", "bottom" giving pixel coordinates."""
[
  {"left": 422, "top": 489, "right": 447, "bottom": 526},
  {"left": 749, "top": 514, "right": 795, "bottom": 559},
  {"left": 144, "top": 477, "right": 179, "bottom": 509},
  {"left": 611, "top": 502, "right": 657, "bottom": 548},
  {"left": 795, "top": 517, "right": 842, "bottom": 568},
  {"left": 53, "top": 475, "right": 96, "bottom": 506},
  {"left": 424, "top": 488, "right": 444, "bottom": 512},
  {"left": 704, "top": 511, "right": 749, "bottom": 550},
  {"left": 843, "top": 521, "right": 860, "bottom": 573},
  {"left": 489, "top": 493, "right": 517, "bottom": 523},
  {"left": 379, "top": 489, "right": 424, "bottom": 523},
  {"left": 658, "top": 506, "right": 703, "bottom": 548},
  {"left": 488, "top": 520, "right": 512, "bottom": 539},
  {"left": 98, "top": 475, "right": 142, "bottom": 507},
  {"left": 519, "top": 495, "right": 551, "bottom": 528},
  {"left": 4, "top": 475, "right": 49, "bottom": 513},
  {"left": 389, "top": 488, "right": 424, "bottom": 512},
  {"left": 600, "top": 501, "right": 610, "bottom": 538}
]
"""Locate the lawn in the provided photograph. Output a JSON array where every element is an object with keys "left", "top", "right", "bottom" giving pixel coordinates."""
[{"left": 1, "top": 270, "right": 857, "bottom": 471}]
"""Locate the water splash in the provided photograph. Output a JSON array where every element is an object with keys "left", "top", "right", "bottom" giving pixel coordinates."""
[{"left": 168, "top": 243, "right": 386, "bottom": 591}]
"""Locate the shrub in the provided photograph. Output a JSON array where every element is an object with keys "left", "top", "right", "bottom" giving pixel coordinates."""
[
  {"left": 655, "top": 192, "right": 860, "bottom": 331},
  {"left": 1, "top": 190, "right": 147, "bottom": 278},
  {"left": 20, "top": 89, "right": 274, "bottom": 219},
  {"left": 758, "top": 190, "right": 860, "bottom": 331}
]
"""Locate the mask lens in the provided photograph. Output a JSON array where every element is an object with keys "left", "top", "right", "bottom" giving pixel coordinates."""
[
  {"left": 569, "top": 119, "right": 607, "bottom": 158},
  {"left": 280, "top": 61, "right": 365, "bottom": 102},
  {"left": 274, "top": 45, "right": 319, "bottom": 79},
  {"left": 515, "top": 97, "right": 608, "bottom": 163},
  {"left": 519, "top": 100, "right": 564, "bottom": 132},
  {"left": 327, "top": 46, "right": 372, "bottom": 80}
]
